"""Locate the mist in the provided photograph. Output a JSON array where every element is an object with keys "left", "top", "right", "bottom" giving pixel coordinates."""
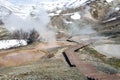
[
  {"left": 2, "top": 7, "right": 56, "bottom": 42},
  {"left": 68, "top": 20, "right": 96, "bottom": 36},
  {"left": 93, "top": 44, "right": 120, "bottom": 58}
]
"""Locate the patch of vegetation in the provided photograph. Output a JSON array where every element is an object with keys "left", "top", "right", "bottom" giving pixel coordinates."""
[
  {"left": 0, "top": 20, "right": 4, "bottom": 25},
  {"left": 0, "top": 59, "right": 87, "bottom": 80},
  {"left": 84, "top": 47, "right": 106, "bottom": 60},
  {"left": 0, "top": 26, "right": 9, "bottom": 39},
  {"left": 84, "top": 47, "right": 120, "bottom": 68},
  {"left": 27, "top": 29, "right": 40, "bottom": 44},
  {"left": 105, "top": 57, "right": 120, "bottom": 68},
  {"left": 9, "top": 29, "right": 40, "bottom": 44}
]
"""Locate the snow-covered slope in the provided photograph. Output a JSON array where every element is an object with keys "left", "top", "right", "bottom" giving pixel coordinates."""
[
  {"left": 0, "top": 0, "right": 32, "bottom": 19},
  {"left": 0, "top": 0, "right": 20, "bottom": 13},
  {"left": 23, "top": 0, "right": 91, "bottom": 11},
  {"left": 0, "top": 0, "right": 117, "bottom": 18},
  {"left": 65, "top": 0, "right": 90, "bottom": 8},
  {"left": 0, "top": 0, "right": 118, "bottom": 22},
  {"left": 0, "top": 5, "right": 11, "bottom": 20},
  {"left": 0, "top": 0, "right": 91, "bottom": 19}
]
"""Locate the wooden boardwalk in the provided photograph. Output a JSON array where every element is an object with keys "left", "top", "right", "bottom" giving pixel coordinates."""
[{"left": 63, "top": 40, "right": 120, "bottom": 80}]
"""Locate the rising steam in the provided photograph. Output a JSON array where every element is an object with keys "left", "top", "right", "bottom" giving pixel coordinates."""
[{"left": 2, "top": 7, "right": 56, "bottom": 42}]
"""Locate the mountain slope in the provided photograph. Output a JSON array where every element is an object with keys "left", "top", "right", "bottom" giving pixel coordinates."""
[{"left": 0, "top": 0, "right": 91, "bottom": 19}]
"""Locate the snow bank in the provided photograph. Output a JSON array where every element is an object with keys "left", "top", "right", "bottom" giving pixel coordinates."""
[
  {"left": 48, "top": 10, "right": 62, "bottom": 17},
  {"left": 115, "top": 7, "right": 120, "bottom": 11},
  {"left": 48, "top": 13, "right": 59, "bottom": 16},
  {"left": 0, "top": 39, "right": 27, "bottom": 50},
  {"left": 63, "top": 19, "right": 72, "bottom": 24},
  {"left": 71, "top": 13, "right": 81, "bottom": 20},
  {"left": 106, "top": 0, "right": 113, "bottom": 3}
]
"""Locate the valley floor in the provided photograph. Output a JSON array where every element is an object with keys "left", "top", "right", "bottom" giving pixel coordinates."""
[{"left": 0, "top": 41, "right": 119, "bottom": 80}]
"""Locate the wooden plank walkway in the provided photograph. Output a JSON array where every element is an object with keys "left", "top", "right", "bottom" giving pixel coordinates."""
[{"left": 63, "top": 40, "right": 120, "bottom": 80}]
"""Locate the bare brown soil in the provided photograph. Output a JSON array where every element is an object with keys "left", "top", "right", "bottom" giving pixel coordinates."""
[{"left": 0, "top": 41, "right": 76, "bottom": 67}]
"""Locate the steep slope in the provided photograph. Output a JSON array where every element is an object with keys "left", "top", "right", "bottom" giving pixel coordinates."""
[{"left": 0, "top": 0, "right": 91, "bottom": 19}]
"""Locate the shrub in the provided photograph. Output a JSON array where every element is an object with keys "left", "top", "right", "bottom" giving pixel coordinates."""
[
  {"left": 0, "top": 20, "right": 4, "bottom": 25},
  {"left": 9, "top": 29, "right": 40, "bottom": 44},
  {"left": 27, "top": 29, "right": 40, "bottom": 44},
  {"left": 0, "top": 27, "right": 9, "bottom": 39},
  {"left": 9, "top": 29, "right": 29, "bottom": 40}
]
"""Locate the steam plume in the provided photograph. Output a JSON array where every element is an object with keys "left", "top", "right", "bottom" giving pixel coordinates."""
[{"left": 2, "top": 7, "right": 56, "bottom": 42}]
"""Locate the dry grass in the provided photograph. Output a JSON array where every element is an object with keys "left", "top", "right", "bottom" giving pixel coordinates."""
[
  {"left": 72, "top": 47, "right": 120, "bottom": 76},
  {"left": 0, "top": 59, "right": 86, "bottom": 80},
  {"left": 0, "top": 41, "right": 87, "bottom": 80}
]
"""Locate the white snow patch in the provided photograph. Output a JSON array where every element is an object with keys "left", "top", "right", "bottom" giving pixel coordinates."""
[
  {"left": 115, "top": 7, "right": 120, "bottom": 11},
  {"left": 63, "top": 19, "right": 73, "bottom": 24},
  {"left": 0, "top": 39, "right": 27, "bottom": 50},
  {"left": 106, "top": 0, "right": 113, "bottom": 3},
  {"left": 71, "top": 13, "right": 81, "bottom": 20},
  {"left": 103, "top": 17, "right": 117, "bottom": 23},
  {"left": 56, "top": 10, "right": 62, "bottom": 14},
  {"left": 48, "top": 13, "right": 59, "bottom": 16}
]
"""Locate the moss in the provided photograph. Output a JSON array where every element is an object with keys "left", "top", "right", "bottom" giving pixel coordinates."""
[
  {"left": 105, "top": 57, "right": 120, "bottom": 68},
  {"left": 84, "top": 47, "right": 120, "bottom": 68},
  {"left": 84, "top": 47, "right": 106, "bottom": 60},
  {"left": 0, "top": 59, "right": 86, "bottom": 80}
]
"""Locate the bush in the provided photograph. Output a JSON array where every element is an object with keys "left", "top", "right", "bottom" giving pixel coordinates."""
[
  {"left": 9, "top": 29, "right": 40, "bottom": 44},
  {"left": 27, "top": 29, "right": 40, "bottom": 44},
  {"left": 0, "top": 27, "right": 9, "bottom": 39},
  {"left": 0, "top": 20, "right": 4, "bottom": 25},
  {"left": 9, "top": 29, "right": 29, "bottom": 40}
]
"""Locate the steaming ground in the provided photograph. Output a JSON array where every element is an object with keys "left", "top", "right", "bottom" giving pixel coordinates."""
[{"left": 2, "top": 5, "right": 120, "bottom": 58}]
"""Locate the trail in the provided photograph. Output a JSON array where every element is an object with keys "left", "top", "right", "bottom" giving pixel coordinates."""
[{"left": 63, "top": 40, "right": 120, "bottom": 80}]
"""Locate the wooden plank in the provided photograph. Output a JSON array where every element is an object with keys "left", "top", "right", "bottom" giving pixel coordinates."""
[{"left": 63, "top": 40, "right": 120, "bottom": 80}]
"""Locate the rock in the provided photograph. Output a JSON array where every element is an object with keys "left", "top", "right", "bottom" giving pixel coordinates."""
[
  {"left": 0, "top": 26, "right": 8, "bottom": 39},
  {"left": 89, "top": 0, "right": 111, "bottom": 21}
]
